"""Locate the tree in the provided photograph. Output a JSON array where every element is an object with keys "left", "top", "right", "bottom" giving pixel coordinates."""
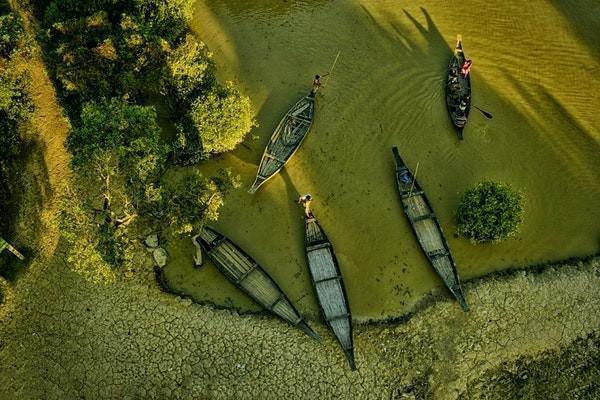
[
  {"left": 132, "top": 0, "right": 195, "bottom": 43},
  {"left": 68, "top": 98, "right": 165, "bottom": 234},
  {"left": 187, "top": 83, "right": 255, "bottom": 154},
  {"left": 0, "top": 13, "right": 24, "bottom": 59},
  {"left": 162, "top": 169, "right": 240, "bottom": 234},
  {"left": 457, "top": 181, "right": 524, "bottom": 243},
  {"left": 164, "top": 33, "right": 213, "bottom": 103},
  {"left": 0, "top": 67, "right": 33, "bottom": 159}
]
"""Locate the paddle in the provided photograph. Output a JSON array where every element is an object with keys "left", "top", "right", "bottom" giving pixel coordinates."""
[
  {"left": 408, "top": 162, "right": 420, "bottom": 197},
  {"left": 473, "top": 105, "right": 493, "bottom": 119},
  {"left": 321, "top": 51, "right": 341, "bottom": 89}
]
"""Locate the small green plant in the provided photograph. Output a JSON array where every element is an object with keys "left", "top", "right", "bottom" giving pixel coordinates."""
[{"left": 457, "top": 181, "right": 524, "bottom": 243}]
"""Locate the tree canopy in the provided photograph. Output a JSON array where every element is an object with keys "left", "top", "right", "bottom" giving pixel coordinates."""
[
  {"left": 457, "top": 181, "right": 524, "bottom": 243},
  {"left": 188, "top": 84, "right": 254, "bottom": 154}
]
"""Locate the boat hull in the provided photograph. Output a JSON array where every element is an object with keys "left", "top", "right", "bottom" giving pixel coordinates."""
[
  {"left": 392, "top": 147, "right": 469, "bottom": 311},
  {"left": 196, "top": 226, "right": 320, "bottom": 340},
  {"left": 249, "top": 93, "right": 315, "bottom": 193},
  {"left": 445, "top": 35, "right": 471, "bottom": 140},
  {"left": 304, "top": 214, "right": 356, "bottom": 370}
]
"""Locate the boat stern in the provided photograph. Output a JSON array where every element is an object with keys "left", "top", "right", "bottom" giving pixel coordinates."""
[
  {"left": 452, "top": 289, "right": 469, "bottom": 312},
  {"left": 248, "top": 178, "right": 263, "bottom": 194},
  {"left": 297, "top": 321, "right": 321, "bottom": 342},
  {"left": 344, "top": 348, "right": 357, "bottom": 371},
  {"left": 195, "top": 227, "right": 220, "bottom": 253}
]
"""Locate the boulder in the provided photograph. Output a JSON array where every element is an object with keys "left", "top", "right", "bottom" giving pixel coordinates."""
[
  {"left": 153, "top": 247, "right": 168, "bottom": 267},
  {"left": 145, "top": 234, "right": 159, "bottom": 248}
]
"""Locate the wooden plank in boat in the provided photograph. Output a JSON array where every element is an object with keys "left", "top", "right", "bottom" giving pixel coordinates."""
[
  {"left": 264, "top": 152, "right": 286, "bottom": 164},
  {"left": 411, "top": 213, "right": 436, "bottom": 223},
  {"left": 315, "top": 275, "right": 341, "bottom": 285},
  {"left": 235, "top": 262, "right": 259, "bottom": 284},
  {"left": 307, "top": 241, "right": 330, "bottom": 252},
  {"left": 427, "top": 249, "right": 450, "bottom": 260},
  {"left": 328, "top": 313, "right": 350, "bottom": 322}
]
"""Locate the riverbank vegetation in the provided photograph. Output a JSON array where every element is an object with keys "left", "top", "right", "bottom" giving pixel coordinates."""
[
  {"left": 20, "top": 0, "right": 254, "bottom": 282},
  {"left": 457, "top": 181, "right": 524, "bottom": 243},
  {"left": 0, "top": 10, "right": 34, "bottom": 236}
]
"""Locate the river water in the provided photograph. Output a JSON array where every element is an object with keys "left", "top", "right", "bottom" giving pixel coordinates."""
[{"left": 162, "top": 0, "right": 600, "bottom": 320}]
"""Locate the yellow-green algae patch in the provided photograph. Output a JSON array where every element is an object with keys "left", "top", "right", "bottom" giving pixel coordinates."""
[{"left": 1, "top": 248, "right": 598, "bottom": 399}]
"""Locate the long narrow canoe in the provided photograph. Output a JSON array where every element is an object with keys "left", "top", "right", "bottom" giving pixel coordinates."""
[
  {"left": 303, "top": 211, "right": 356, "bottom": 370},
  {"left": 392, "top": 147, "right": 469, "bottom": 311},
  {"left": 445, "top": 35, "right": 471, "bottom": 140},
  {"left": 195, "top": 226, "right": 320, "bottom": 340},
  {"left": 248, "top": 92, "right": 315, "bottom": 193}
]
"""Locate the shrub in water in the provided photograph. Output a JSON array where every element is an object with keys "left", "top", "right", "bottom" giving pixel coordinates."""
[{"left": 457, "top": 181, "right": 523, "bottom": 243}]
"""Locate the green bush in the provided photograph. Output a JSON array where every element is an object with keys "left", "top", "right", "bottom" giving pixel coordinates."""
[
  {"left": 67, "top": 98, "right": 164, "bottom": 169},
  {"left": 0, "top": 68, "right": 33, "bottom": 159},
  {"left": 0, "top": 13, "right": 24, "bottom": 59},
  {"left": 457, "top": 181, "right": 524, "bottom": 243},
  {"left": 164, "top": 33, "right": 213, "bottom": 103},
  {"left": 188, "top": 83, "right": 254, "bottom": 154},
  {"left": 67, "top": 98, "right": 166, "bottom": 211},
  {"left": 162, "top": 169, "right": 240, "bottom": 234}
]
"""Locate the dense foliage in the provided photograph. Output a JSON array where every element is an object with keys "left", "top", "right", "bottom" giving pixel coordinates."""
[
  {"left": 162, "top": 169, "right": 240, "bottom": 234},
  {"left": 457, "top": 181, "right": 524, "bottom": 243},
  {"left": 68, "top": 98, "right": 165, "bottom": 203},
  {"left": 187, "top": 84, "right": 254, "bottom": 154},
  {"left": 0, "top": 12, "right": 32, "bottom": 234},
  {"left": 38, "top": 0, "right": 254, "bottom": 157},
  {"left": 0, "top": 12, "right": 24, "bottom": 58},
  {"left": 28, "top": 0, "right": 248, "bottom": 279},
  {"left": 0, "top": 67, "right": 33, "bottom": 160}
]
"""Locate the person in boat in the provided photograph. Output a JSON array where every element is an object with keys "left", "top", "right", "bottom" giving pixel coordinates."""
[
  {"left": 310, "top": 73, "right": 329, "bottom": 95},
  {"left": 399, "top": 170, "right": 412, "bottom": 185},
  {"left": 286, "top": 116, "right": 297, "bottom": 129},
  {"left": 461, "top": 59, "right": 472, "bottom": 77},
  {"left": 448, "top": 67, "right": 459, "bottom": 84},
  {"left": 298, "top": 194, "right": 313, "bottom": 218},
  {"left": 458, "top": 99, "right": 467, "bottom": 115}
]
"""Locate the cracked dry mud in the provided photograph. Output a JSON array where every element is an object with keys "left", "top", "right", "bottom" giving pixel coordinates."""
[{"left": 0, "top": 251, "right": 598, "bottom": 399}]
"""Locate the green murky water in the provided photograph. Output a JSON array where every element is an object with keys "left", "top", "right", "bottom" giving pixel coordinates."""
[{"left": 162, "top": 0, "right": 600, "bottom": 320}]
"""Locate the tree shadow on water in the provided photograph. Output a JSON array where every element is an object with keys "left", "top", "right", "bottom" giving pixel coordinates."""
[
  {"left": 548, "top": 0, "right": 600, "bottom": 59},
  {"left": 360, "top": 5, "right": 452, "bottom": 69}
]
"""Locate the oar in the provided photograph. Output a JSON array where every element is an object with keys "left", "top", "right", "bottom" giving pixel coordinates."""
[
  {"left": 408, "top": 162, "right": 420, "bottom": 197},
  {"left": 322, "top": 51, "right": 341, "bottom": 89},
  {"left": 473, "top": 105, "right": 493, "bottom": 119}
]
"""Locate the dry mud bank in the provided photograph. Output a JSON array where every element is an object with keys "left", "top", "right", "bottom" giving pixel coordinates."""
[{"left": 0, "top": 254, "right": 598, "bottom": 399}]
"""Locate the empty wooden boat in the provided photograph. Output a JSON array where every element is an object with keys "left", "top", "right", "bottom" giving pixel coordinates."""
[
  {"left": 445, "top": 35, "right": 471, "bottom": 140},
  {"left": 248, "top": 92, "right": 315, "bottom": 193},
  {"left": 303, "top": 208, "right": 355, "bottom": 370},
  {"left": 195, "top": 226, "right": 320, "bottom": 340},
  {"left": 392, "top": 147, "right": 469, "bottom": 311}
]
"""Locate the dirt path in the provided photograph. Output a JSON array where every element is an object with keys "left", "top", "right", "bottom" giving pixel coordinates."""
[{"left": 10, "top": 3, "right": 72, "bottom": 257}]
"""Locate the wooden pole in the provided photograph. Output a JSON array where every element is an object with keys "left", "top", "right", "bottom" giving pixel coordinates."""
[
  {"left": 322, "top": 51, "right": 341, "bottom": 88},
  {"left": 408, "top": 162, "right": 420, "bottom": 197}
]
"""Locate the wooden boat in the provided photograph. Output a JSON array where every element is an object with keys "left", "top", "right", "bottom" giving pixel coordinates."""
[
  {"left": 392, "top": 147, "right": 469, "bottom": 311},
  {"left": 194, "top": 226, "right": 320, "bottom": 341},
  {"left": 445, "top": 35, "right": 471, "bottom": 140},
  {"left": 248, "top": 92, "right": 315, "bottom": 193},
  {"left": 303, "top": 209, "right": 356, "bottom": 370}
]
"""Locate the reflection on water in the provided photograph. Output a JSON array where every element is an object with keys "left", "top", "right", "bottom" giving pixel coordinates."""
[{"left": 163, "top": 0, "right": 600, "bottom": 320}]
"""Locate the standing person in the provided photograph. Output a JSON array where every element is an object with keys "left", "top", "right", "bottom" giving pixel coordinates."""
[
  {"left": 461, "top": 59, "right": 472, "bottom": 77},
  {"left": 298, "top": 194, "right": 313, "bottom": 218},
  {"left": 310, "top": 73, "right": 329, "bottom": 95}
]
